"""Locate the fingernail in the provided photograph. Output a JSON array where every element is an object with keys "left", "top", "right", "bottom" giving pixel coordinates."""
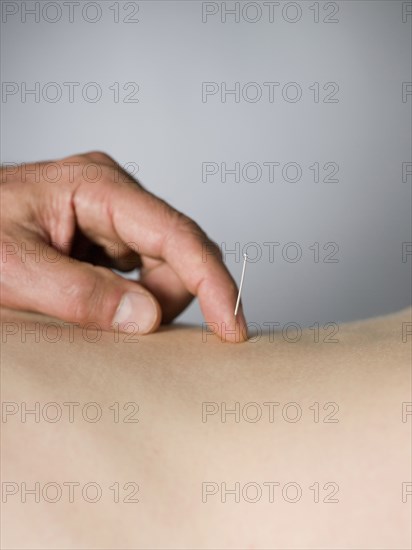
[
  {"left": 236, "top": 309, "right": 248, "bottom": 340},
  {"left": 220, "top": 307, "right": 248, "bottom": 343},
  {"left": 232, "top": 308, "right": 248, "bottom": 342},
  {"left": 113, "top": 292, "right": 157, "bottom": 334}
]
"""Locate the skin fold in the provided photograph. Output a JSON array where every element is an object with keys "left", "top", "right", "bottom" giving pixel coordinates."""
[{"left": 1, "top": 306, "right": 411, "bottom": 549}]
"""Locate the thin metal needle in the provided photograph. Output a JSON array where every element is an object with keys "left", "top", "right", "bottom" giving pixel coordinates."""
[{"left": 234, "top": 253, "right": 248, "bottom": 316}]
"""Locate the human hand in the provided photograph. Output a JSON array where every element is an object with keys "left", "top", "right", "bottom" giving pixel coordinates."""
[{"left": 0, "top": 152, "right": 247, "bottom": 342}]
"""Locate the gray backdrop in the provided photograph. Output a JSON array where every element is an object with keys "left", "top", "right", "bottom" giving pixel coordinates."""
[{"left": 1, "top": 0, "right": 411, "bottom": 328}]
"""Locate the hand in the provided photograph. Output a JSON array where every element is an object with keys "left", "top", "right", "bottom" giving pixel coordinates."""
[{"left": 0, "top": 152, "right": 247, "bottom": 342}]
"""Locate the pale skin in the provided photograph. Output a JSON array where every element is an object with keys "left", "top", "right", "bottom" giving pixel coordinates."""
[
  {"left": 0, "top": 151, "right": 247, "bottom": 341},
  {"left": 1, "top": 306, "right": 411, "bottom": 549}
]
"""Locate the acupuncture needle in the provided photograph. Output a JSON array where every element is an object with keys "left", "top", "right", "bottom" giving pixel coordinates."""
[{"left": 234, "top": 253, "right": 248, "bottom": 316}]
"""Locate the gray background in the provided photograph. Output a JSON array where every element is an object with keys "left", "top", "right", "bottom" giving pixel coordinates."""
[{"left": 1, "top": 0, "right": 411, "bottom": 327}]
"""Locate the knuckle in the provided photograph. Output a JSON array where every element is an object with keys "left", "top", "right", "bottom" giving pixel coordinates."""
[
  {"left": 61, "top": 152, "right": 116, "bottom": 182},
  {"left": 161, "top": 209, "right": 208, "bottom": 260},
  {"left": 173, "top": 211, "right": 205, "bottom": 238},
  {"left": 207, "top": 239, "right": 223, "bottom": 261},
  {"left": 84, "top": 151, "right": 115, "bottom": 165}
]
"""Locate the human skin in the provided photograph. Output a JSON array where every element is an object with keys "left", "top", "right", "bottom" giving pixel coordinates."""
[
  {"left": 0, "top": 152, "right": 247, "bottom": 342},
  {"left": 1, "top": 306, "right": 411, "bottom": 549}
]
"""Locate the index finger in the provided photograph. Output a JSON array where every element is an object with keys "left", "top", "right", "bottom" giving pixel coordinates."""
[{"left": 73, "top": 177, "right": 248, "bottom": 342}]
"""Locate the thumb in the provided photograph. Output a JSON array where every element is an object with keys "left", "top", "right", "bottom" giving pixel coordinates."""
[
  {"left": 111, "top": 289, "right": 161, "bottom": 334},
  {"left": 2, "top": 241, "right": 162, "bottom": 334}
]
